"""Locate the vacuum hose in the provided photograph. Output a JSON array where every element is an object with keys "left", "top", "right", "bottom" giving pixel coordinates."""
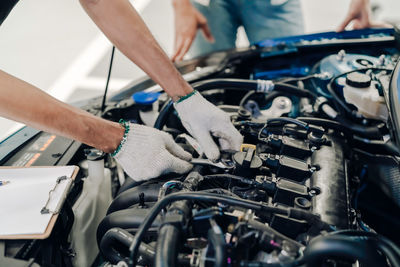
[
  {"left": 303, "top": 234, "right": 400, "bottom": 267},
  {"left": 155, "top": 225, "right": 182, "bottom": 267},
  {"left": 154, "top": 78, "right": 316, "bottom": 130}
]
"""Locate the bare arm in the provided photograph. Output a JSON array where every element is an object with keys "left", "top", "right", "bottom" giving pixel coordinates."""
[
  {"left": 0, "top": 70, "right": 124, "bottom": 153},
  {"left": 0, "top": 0, "right": 241, "bottom": 165},
  {"left": 0, "top": 0, "right": 193, "bottom": 152},
  {"left": 337, "top": 0, "right": 391, "bottom": 31},
  {"left": 80, "top": 0, "right": 194, "bottom": 100},
  {"left": 171, "top": 0, "right": 214, "bottom": 62}
]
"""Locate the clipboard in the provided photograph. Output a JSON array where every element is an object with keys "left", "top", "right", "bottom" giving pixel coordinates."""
[{"left": 0, "top": 166, "right": 79, "bottom": 240}]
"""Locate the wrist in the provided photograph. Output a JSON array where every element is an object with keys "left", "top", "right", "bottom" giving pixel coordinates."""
[
  {"left": 110, "top": 120, "right": 130, "bottom": 156},
  {"left": 92, "top": 120, "right": 125, "bottom": 154},
  {"left": 103, "top": 123, "right": 125, "bottom": 154},
  {"left": 171, "top": 83, "right": 194, "bottom": 102},
  {"left": 172, "top": 0, "right": 192, "bottom": 9},
  {"left": 174, "top": 90, "right": 198, "bottom": 104},
  {"left": 76, "top": 113, "right": 125, "bottom": 154}
]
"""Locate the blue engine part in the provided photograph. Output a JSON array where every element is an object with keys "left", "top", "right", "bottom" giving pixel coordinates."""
[
  {"left": 315, "top": 51, "right": 393, "bottom": 98},
  {"left": 255, "top": 28, "right": 394, "bottom": 48},
  {"left": 252, "top": 67, "right": 310, "bottom": 80},
  {"left": 318, "top": 51, "right": 383, "bottom": 78}
]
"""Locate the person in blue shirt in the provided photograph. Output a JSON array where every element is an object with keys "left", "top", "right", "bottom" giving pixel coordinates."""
[{"left": 171, "top": 0, "right": 391, "bottom": 62}]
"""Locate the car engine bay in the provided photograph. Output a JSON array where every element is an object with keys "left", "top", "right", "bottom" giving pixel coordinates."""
[{"left": 1, "top": 29, "right": 400, "bottom": 267}]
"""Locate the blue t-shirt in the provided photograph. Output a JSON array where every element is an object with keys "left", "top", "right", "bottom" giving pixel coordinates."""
[{"left": 0, "top": 0, "right": 19, "bottom": 26}]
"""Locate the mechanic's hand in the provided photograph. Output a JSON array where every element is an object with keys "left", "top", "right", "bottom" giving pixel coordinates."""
[
  {"left": 171, "top": 0, "right": 214, "bottom": 62},
  {"left": 337, "top": 0, "right": 391, "bottom": 32},
  {"left": 174, "top": 91, "right": 243, "bottom": 161},
  {"left": 113, "top": 123, "right": 192, "bottom": 181}
]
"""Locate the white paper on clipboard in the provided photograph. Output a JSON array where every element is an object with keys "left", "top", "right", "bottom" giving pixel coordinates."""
[{"left": 0, "top": 166, "right": 76, "bottom": 236}]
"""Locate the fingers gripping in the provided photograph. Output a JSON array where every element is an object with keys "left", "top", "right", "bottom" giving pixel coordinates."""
[
  {"left": 163, "top": 151, "right": 193, "bottom": 175},
  {"left": 192, "top": 127, "right": 220, "bottom": 161},
  {"left": 163, "top": 133, "right": 192, "bottom": 161},
  {"left": 212, "top": 123, "right": 243, "bottom": 152}
]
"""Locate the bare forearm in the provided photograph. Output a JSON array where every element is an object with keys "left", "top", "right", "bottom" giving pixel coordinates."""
[
  {"left": 172, "top": 0, "right": 192, "bottom": 8},
  {"left": 80, "top": 0, "right": 193, "bottom": 101},
  {"left": 0, "top": 70, "right": 123, "bottom": 153}
]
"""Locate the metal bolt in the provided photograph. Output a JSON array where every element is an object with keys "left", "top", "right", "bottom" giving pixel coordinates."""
[
  {"left": 227, "top": 224, "right": 235, "bottom": 233},
  {"left": 378, "top": 54, "right": 386, "bottom": 66},
  {"left": 309, "top": 187, "right": 321, "bottom": 196},
  {"left": 278, "top": 99, "right": 287, "bottom": 108},
  {"left": 337, "top": 50, "right": 346, "bottom": 61},
  {"left": 224, "top": 68, "right": 232, "bottom": 74}
]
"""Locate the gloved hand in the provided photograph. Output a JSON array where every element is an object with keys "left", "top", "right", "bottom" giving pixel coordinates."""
[
  {"left": 174, "top": 91, "right": 243, "bottom": 161},
  {"left": 113, "top": 123, "right": 193, "bottom": 181}
]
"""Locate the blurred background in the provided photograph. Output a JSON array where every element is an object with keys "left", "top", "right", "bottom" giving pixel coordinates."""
[{"left": 0, "top": 0, "right": 399, "bottom": 140}]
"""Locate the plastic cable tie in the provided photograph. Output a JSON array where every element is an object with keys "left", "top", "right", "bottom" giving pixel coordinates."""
[{"left": 256, "top": 80, "right": 275, "bottom": 93}]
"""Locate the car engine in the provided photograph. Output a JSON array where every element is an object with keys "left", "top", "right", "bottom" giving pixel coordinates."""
[{"left": 1, "top": 29, "right": 400, "bottom": 267}]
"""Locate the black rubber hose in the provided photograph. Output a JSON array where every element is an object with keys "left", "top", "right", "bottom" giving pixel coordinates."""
[
  {"left": 246, "top": 219, "right": 303, "bottom": 250},
  {"left": 203, "top": 174, "right": 276, "bottom": 194},
  {"left": 327, "top": 230, "right": 400, "bottom": 265},
  {"left": 240, "top": 116, "right": 383, "bottom": 139},
  {"left": 191, "top": 78, "right": 258, "bottom": 91},
  {"left": 240, "top": 232, "right": 400, "bottom": 267},
  {"left": 303, "top": 235, "right": 390, "bottom": 267},
  {"left": 271, "top": 115, "right": 381, "bottom": 139},
  {"left": 154, "top": 78, "right": 315, "bottom": 130},
  {"left": 377, "top": 242, "right": 400, "bottom": 267},
  {"left": 97, "top": 207, "right": 162, "bottom": 247},
  {"left": 204, "top": 174, "right": 260, "bottom": 186},
  {"left": 334, "top": 115, "right": 383, "bottom": 139},
  {"left": 155, "top": 225, "right": 181, "bottom": 267},
  {"left": 208, "top": 219, "right": 227, "bottom": 267},
  {"left": 235, "top": 117, "right": 309, "bottom": 130},
  {"left": 295, "top": 117, "right": 347, "bottom": 131},
  {"left": 117, "top": 178, "right": 143, "bottom": 195},
  {"left": 266, "top": 117, "right": 309, "bottom": 129},
  {"left": 107, "top": 182, "right": 161, "bottom": 214},
  {"left": 154, "top": 100, "right": 174, "bottom": 129},
  {"left": 296, "top": 116, "right": 383, "bottom": 139},
  {"left": 100, "top": 228, "right": 191, "bottom": 266},
  {"left": 274, "top": 83, "right": 317, "bottom": 99},
  {"left": 325, "top": 67, "right": 392, "bottom": 118},
  {"left": 239, "top": 91, "right": 282, "bottom": 108},
  {"left": 128, "top": 192, "right": 323, "bottom": 266},
  {"left": 201, "top": 188, "right": 239, "bottom": 197},
  {"left": 154, "top": 79, "right": 256, "bottom": 129},
  {"left": 154, "top": 174, "right": 196, "bottom": 267},
  {"left": 100, "top": 228, "right": 135, "bottom": 264},
  {"left": 138, "top": 242, "right": 156, "bottom": 263},
  {"left": 326, "top": 81, "right": 354, "bottom": 115},
  {"left": 99, "top": 227, "right": 182, "bottom": 266},
  {"left": 239, "top": 91, "right": 258, "bottom": 108}
]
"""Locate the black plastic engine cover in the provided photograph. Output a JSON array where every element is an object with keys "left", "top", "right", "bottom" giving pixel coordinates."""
[{"left": 310, "top": 135, "right": 349, "bottom": 229}]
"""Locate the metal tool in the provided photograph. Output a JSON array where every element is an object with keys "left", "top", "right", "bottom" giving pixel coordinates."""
[
  {"left": 177, "top": 133, "right": 204, "bottom": 156},
  {"left": 190, "top": 158, "right": 234, "bottom": 169}
]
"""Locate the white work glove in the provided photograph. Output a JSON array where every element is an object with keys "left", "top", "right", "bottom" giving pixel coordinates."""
[
  {"left": 113, "top": 123, "right": 193, "bottom": 181},
  {"left": 174, "top": 91, "right": 243, "bottom": 161}
]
